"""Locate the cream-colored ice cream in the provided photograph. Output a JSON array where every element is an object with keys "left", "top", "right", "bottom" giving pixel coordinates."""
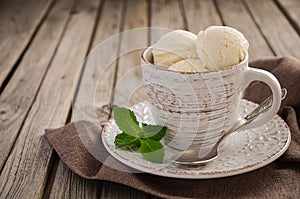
[
  {"left": 152, "top": 26, "right": 249, "bottom": 72},
  {"left": 195, "top": 26, "right": 249, "bottom": 70},
  {"left": 152, "top": 30, "right": 198, "bottom": 68},
  {"left": 168, "top": 59, "right": 208, "bottom": 72}
]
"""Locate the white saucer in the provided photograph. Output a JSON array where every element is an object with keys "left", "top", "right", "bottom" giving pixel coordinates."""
[{"left": 102, "top": 100, "right": 291, "bottom": 179}]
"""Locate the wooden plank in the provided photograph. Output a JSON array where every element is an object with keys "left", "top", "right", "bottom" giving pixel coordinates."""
[
  {"left": 150, "top": 0, "right": 185, "bottom": 44},
  {"left": 101, "top": 181, "right": 151, "bottom": 199},
  {"left": 48, "top": 0, "right": 124, "bottom": 198},
  {"left": 0, "top": 0, "right": 101, "bottom": 198},
  {"left": 106, "top": 0, "right": 150, "bottom": 198},
  {"left": 215, "top": 0, "right": 274, "bottom": 60},
  {"left": 88, "top": 0, "right": 124, "bottom": 125},
  {"left": 151, "top": 0, "right": 184, "bottom": 29},
  {"left": 245, "top": 0, "right": 300, "bottom": 58},
  {"left": 0, "top": 0, "right": 74, "bottom": 172},
  {"left": 48, "top": 161, "right": 101, "bottom": 199},
  {"left": 113, "top": 0, "right": 149, "bottom": 107},
  {"left": 182, "top": 0, "right": 223, "bottom": 34},
  {"left": 0, "top": 0, "right": 53, "bottom": 88},
  {"left": 276, "top": 0, "right": 300, "bottom": 34}
]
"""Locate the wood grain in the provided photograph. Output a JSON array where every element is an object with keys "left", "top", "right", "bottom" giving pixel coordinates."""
[
  {"left": 0, "top": 0, "right": 53, "bottom": 88},
  {"left": 49, "top": 0, "right": 124, "bottom": 198},
  {"left": 182, "top": 0, "right": 223, "bottom": 33},
  {"left": 101, "top": 181, "right": 151, "bottom": 199},
  {"left": 0, "top": 0, "right": 100, "bottom": 198},
  {"left": 0, "top": 0, "right": 74, "bottom": 171},
  {"left": 150, "top": 0, "right": 185, "bottom": 44},
  {"left": 106, "top": 0, "right": 150, "bottom": 198},
  {"left": 215, "top": 0, "right": 274, "bottom": 60},
  {"left": 92, "top": 0, "right": 124, "bottom": 124},
  {"left": 48, "top": 161, "right": 101, "bottom": 199},
  {"left": 276, "top": 0, "right": 300, "bottom": 34},
  {"left": 0, "top": 0, "right": 299, "bottom": 198},
  {"left": 113, "top": 0, "right": 148, "bottom": 107},
  {"left": 245, "top": 0, "right": 300, "bottom": 58}
]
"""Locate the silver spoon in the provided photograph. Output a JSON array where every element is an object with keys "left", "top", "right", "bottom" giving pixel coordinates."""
[{"left": 172, "top": 88, "right": 287, "bottom": 165}]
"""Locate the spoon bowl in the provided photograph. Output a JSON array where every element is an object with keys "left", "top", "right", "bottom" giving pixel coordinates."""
[{"left": 172, "top": 88, "right": 287, "bottom": 165}]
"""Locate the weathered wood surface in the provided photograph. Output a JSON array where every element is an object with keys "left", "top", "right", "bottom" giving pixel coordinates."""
[
  {"left": 0, "top": 0, "right": 100, "bottom": 198},
  {"left": 113, "top": 0, "right": 148, "bottom": 107},
  {"left": 106, "top": 0, "right": 150, "bottom": 198},
  {"left": 150, "top": 0, "right": 185, "bottom": 44},
  {"left": 0, "top": 0, "right": 73, "bottom": 172},
  {"left": 0, "top": 0, "right": 299, "bottom": 198},
  {"left": 216, "top": 0, "right": 274, "bottom": 60},
  {"left": 245, "top": 0, "right": 300, "bottom": 58},
  {"left": 183, "top": 0, "right": 222, "bottom": 33},
  {"left": 49, "top": 0, "right": 123, "bottom": 198},
  {"left": 276, "top": 0, "right": 300, "bottom": 34},
  {"left": 0, "top": 0, "right": 53, "bottom": 88}
]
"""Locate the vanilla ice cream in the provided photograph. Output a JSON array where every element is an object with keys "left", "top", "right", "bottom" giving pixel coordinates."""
[
  {"left": 152, "top": 26, "right": 249, "bottom": 72},
  {"left": 152, "top": 30, "right": 198, "bottom": 68},
  {"left": 168, "top": 59, "right": 208, "bottom": 72},
  {"left": 195, "top": 26, "right": 249, "bottom": 70}
]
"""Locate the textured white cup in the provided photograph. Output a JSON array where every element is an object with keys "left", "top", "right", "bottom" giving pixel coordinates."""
[{"left": 141, "top": 47, "right": 282, "bottom": 151}]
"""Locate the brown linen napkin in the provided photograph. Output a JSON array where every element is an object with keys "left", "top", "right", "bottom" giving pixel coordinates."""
[{"left": 45, "top": 57, "right": 300, "bottom": 199}]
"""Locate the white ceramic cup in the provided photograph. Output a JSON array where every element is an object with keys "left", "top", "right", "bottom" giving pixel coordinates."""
[{"left": 141, "top": 47, "right": 282, "bottom": 151}]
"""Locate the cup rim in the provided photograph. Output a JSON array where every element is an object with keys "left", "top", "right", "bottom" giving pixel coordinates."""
[{"left": 141, "top": 46, "right": 248, "bottom": 74}]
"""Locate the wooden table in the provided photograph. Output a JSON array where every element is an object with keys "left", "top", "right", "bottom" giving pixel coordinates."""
[{"left": 0, "top": 0, "right": 299, "bottom": 198}]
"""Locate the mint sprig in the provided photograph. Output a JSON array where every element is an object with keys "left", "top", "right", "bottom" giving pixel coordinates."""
[{"left": 113, "top": 107, "right": 167, "bottom": 163}]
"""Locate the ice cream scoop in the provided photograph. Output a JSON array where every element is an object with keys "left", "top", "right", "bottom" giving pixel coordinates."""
[
  {"left": 152, "top": 30, "right": 198, "bottom": 68},
  {"left": 168, "top": 59, "right": 208, "bottom": 72},
  {"left": 195, "top": 26, "right": 249, "bottom": 70}
]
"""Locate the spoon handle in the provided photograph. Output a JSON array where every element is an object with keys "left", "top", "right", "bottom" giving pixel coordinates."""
[
  {"left": 244, "top": 88, "right": 287, "bottom": 124},
  {"left": 218, "top": 88, "right": 287, "bottom": 144},
  {"left": 173, "top": 88, "right": 287, "bottom": 165}
]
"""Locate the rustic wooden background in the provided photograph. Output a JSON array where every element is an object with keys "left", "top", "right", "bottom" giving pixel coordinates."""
[{"left": 0, "top": 0, "right": 299, "bottom": 198}]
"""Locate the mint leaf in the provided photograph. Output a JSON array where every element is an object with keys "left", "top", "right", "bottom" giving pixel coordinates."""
[
  {"left": 140, "top": 124, "right": 167, "bottom": 141},
  {"left": 113, "top": 106, "right": 167, "bottom": 164},
  {"left": 140, "top": 139, "right": 164, "bottom": 163},
  {"left": 113, "top": 107, "right": 140, "bottom": 137},
  {"left": 114, "top": 132, "right": 140, "bottom": 149}
]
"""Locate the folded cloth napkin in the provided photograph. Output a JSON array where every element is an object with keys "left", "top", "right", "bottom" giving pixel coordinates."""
[{"left": 45, "top": 57, "right": 300, "bottom": 199}]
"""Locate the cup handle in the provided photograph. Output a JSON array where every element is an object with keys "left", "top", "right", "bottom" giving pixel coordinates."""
[{"left": 239, "top": 67, "right": 282, "bottom": 130}]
